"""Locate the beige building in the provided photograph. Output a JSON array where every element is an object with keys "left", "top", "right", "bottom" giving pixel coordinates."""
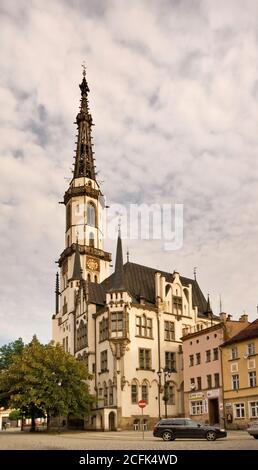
[
  {"left": 182, "top": 314, "right": 249, "bottom": 427},
  {"left": 221, "top": 319, "right": 258, "bottom": 429},
  {"left": 52, "top": 71, "right": 219, "bottom": 430}
]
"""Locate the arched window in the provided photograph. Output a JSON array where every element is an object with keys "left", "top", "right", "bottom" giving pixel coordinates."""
[
  {"left": 94, "top": 275, "right": 98, "bottom": 283},
  {"left": 87, "top": 202, "right": 96, "bottom": 227},
  {"left": 87, "top": 273, "right": 91, "bottom": 282},
  {"left": 89, "top": 232, "right": 94, "bottom": 247}
]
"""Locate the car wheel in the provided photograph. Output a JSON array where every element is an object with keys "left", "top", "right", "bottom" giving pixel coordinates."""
[
  {"left": 162, "top": 431, "right": 175, "bottom": 441},
  {"left": 206, "top": 431, "right": 217, "bottom": 441}
]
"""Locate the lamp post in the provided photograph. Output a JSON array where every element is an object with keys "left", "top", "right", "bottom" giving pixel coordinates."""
[
  {"left": 157, "top": 368, "right": 171, "bottom": 418},
  {"left": 58, "top": 380, "right": 62, "bottom": 433}
]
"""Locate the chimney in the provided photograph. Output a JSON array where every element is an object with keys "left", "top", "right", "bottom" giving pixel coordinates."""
[
  {"left": 239, "top": 314, "right": 248, "bottom": 323},
  {"left": 226, "top": 314, "right": 232, "bottom": 321},
  {"left": 219, "top": 312, "right": 227, "bottom": 323}
]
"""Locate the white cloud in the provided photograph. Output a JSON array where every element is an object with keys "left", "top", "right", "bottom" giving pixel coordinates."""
[{"left": 0, "top": 0, "right": 258, "bottom": 344}]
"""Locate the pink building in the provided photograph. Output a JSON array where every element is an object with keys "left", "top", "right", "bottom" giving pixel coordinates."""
[{"left": 182, "top": 313, "right": 249, "bottom": 426}]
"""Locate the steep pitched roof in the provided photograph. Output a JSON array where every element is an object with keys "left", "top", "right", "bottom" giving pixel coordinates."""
[
  {"left": 101, "top": 261, "right": 213, "bottom": 316},
  {"left": 222, "top": 318, "right": 258, "bottom": 346}
]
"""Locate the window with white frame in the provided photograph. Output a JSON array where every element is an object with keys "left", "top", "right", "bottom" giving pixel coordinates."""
[
  {"left": 247, "top": 343, "right": 256, "bottom": 356},
  {"left": 234, "top": 403, "right": 245, "bottom": 419},
  {"left": 232, "top": 374, "right": 239, "bottom": 390},
  {"left": 136, "top": 315, "right": 153, "bottom": 338},
  {"left": 191, "top": 401, "right": 204, "bottom": 415},
  {"left": 231, "top": 346, "right": 238, "bottom": 360},
  {"left": 249, "top": 371, "right": 257, "bottom": 388},
  {"left": 249, "top": 401, "right": 258, "bottom": 418}
]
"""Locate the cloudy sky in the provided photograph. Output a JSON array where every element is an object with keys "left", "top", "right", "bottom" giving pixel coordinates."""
[{"left": 1, "top": 0, "right": 258, "bottom": 345}]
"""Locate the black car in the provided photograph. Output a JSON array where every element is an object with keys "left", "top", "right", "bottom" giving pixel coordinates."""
[{"left": 153, "top": 418, "right": 227, "bottom": 441}]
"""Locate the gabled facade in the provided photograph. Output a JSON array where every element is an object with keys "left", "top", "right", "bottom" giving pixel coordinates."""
[
  {"left": 221, "top": 318, "right": 258, "bottom": 429},
  {"left": 52, "top": 72, "right": 219, "bottom": 430},
  {"left": 182, "top": 314, "right": 249, "bottom": 428}
]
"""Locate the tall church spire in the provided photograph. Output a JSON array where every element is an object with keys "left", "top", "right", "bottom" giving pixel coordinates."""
[{"left": 73, "top": 66, "right": 96, "bottom": 180}]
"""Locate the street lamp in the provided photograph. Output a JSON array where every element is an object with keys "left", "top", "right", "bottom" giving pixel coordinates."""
[
  {"left": 58, "top": 380, "right": 62, "bottom": 433},
  {"left": 157, "top": 368, "right": 171, "bottom": 418}
]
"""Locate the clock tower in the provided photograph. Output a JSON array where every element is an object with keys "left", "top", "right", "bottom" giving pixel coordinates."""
[{"left": 57, "top": 68, "right": 111, "bottom": 322}]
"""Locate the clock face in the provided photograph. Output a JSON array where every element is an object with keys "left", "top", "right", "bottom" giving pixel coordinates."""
[{"left": 86, "top": 257, "right": 99, "bottom": 271}]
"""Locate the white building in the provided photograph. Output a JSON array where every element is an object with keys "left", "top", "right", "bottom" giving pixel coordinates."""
[{"left": 52, "top": 71, "right": 219, "bottom": 430}]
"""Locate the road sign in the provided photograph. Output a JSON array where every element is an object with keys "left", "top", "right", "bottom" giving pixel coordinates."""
[{"left": 138, "top": 399, "right": 146, "bottom": 409}]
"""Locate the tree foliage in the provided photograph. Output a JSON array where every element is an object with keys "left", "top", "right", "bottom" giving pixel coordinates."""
[
  {"left": 0, "top": 336, "right": 93, "bottom": 430},
  {"left": 0, "top": 338, "right": 24, "bottom": 370}
]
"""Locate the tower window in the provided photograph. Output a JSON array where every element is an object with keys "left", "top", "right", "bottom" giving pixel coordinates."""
[
  {"left": 87, "top": 273, "right": 91, "bottom": 282},
  {"left": 94, "top": 275, "right": 98, "bottom": 283},
  {"left": 87, "top": 202, "right": 96, "bottom": 227},
  {"left": 89, "top": 232, "right": 94, "bottom": 247}
]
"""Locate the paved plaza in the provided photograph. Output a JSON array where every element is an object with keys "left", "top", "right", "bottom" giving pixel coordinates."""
[{"left": 0, "top": 429, "right": 257, "bottom": 450}]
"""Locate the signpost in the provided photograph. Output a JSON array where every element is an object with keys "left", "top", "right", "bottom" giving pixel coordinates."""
[{"left": 138, "top": 399, "right": 146, "bottom": 440}]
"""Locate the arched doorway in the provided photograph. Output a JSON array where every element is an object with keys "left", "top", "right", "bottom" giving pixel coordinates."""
[{"left": 108, "top": 411, "right": 116, "bottom": 431}]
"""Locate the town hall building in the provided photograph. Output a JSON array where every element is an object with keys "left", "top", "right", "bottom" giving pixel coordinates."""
[{"left": 52, "top": 70, "right": 219, "bottom": 431}]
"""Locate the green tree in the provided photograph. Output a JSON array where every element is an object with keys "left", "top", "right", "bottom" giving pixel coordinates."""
[
  {"left": 0, "top": 336, "right": 93, "bottom": 431},
  {"left": 0, "top": 338, "right": 24, "bottom": 370}
]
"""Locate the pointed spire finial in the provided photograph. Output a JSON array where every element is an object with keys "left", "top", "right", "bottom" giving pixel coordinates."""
[
  {"left": 82, "top": 61, "right": 86, "bottom": 78},
  {"left": 73, "top": 68, "right": 94, "bottom": 179},
  {"left": 118, "top": 217, "right": 121, "bottom": 237},
  {"left": 194, "top": 266, "right": 197, "bottom": 281},
  {"left": 127, "top": 247, "right": 129, "bottom": 263}
]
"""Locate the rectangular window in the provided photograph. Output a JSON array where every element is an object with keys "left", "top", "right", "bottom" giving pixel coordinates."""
[
  {"left": 104, "top": 386, "right": 108, "bottom": 406},
  {"left": 111, "top": 312, "right": 123, "bottom": 332},
  {"left": 196, "top": 353, "right": 201, "bottom": 365},
  {"left": 165, "top": 352, "right": 176, "bottom": 371},
  {"left": 234, "top": 403, "right": 245, "bottom": 419},
  {"left": 131, "top": 384, "right": 138, "bottom": 404},
  {"left": 190, "top": 378, "right": 195, "bottom": 389},
  {"left": 139, "top": 348, "right": 151, "bottom": 370},
  {"left": 206, "top": 350, "right": 211, "bottom": 362},
  {"left": 214, "top": 373, "right": 220, "bottom": 388},
  {"left": 191, "top": 400, "right": 203, "bottom": 415},
  {"left": 207, "top": 374, "right": 212, "bottom": 389},
  {"left": 249, "top": 401, "right": 258, "bottom": 418},
  {"left": 167, "top": 385, "right": 175, "bottom": 405},
  {"left": 99, "top": 317, "right": 109, "bottom": 342},
  {"left": 142, "top": 384, "right": 149, "bottom": 403},
  {"left": 232, "top": 374, "right": 239, "bottom": 390},
  {"left": 197, "top": 376, "right": 202, "bottom": 390},
  {"left": 164, "top": 321, "right": 175, "bottom": 341},
  {"left": 231, "top": 346, "right": 238, "bottom": 360},
  {"left": 189, "top": 355, "right": 194, "bottom": 367},
  {"left": 173, "top": 296, "right": 182, "bottom": 316},
  {"left": 136, "top": 316, "right": 153, "bottom": 338},
  {"left": 249, "top": 371, "right": 257, "bottom": 388},
  {"left": 213, "top": 348, "right": 219, "bottom": 361},
  {"left": 100, "top": 350, "right": 108, "bottom": 372},
  {"left": 109, "top": 385, "right": 113, "bottom": 406},
  {"left": 247, "top": 343, "right": 256, "bottom": 356},
  {"left": 65, "top": 336, "right": 68, "bottom": 352}
]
